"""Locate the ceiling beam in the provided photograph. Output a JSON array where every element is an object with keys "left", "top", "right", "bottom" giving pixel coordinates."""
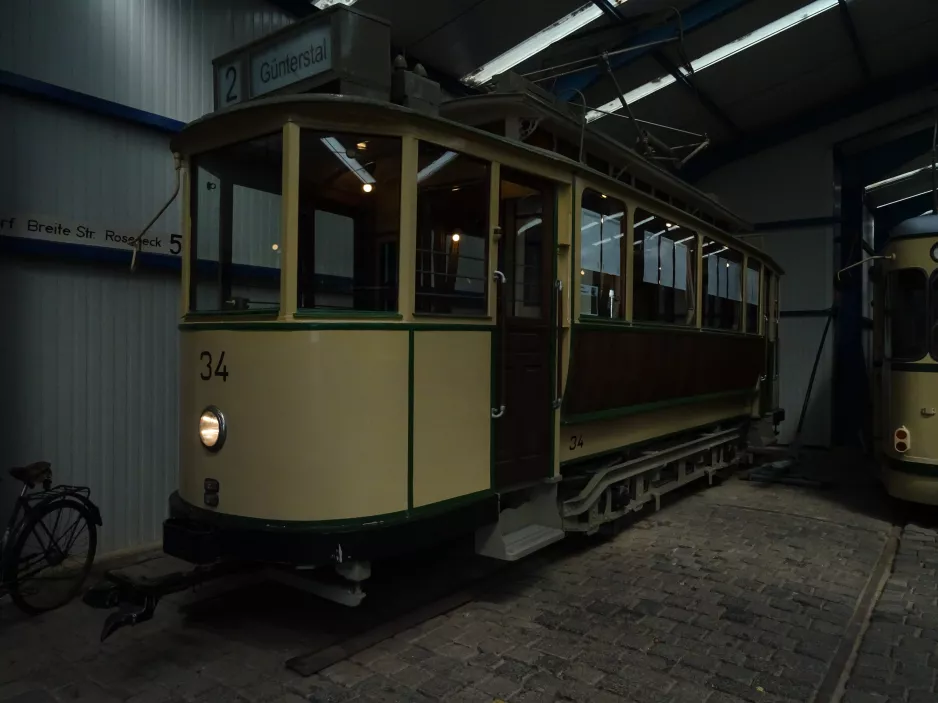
[
  {"left": 684, "top": 58, "right": 938, "bottom": 181},
  {"left": 651, "top": 51, "right": 742, "bottom": 137},
  {"left": 552, "top": 0, "right": 755, "bottom": 100},
  {"left": 837, "top": 0, "right": 872, "bottom": 82}
]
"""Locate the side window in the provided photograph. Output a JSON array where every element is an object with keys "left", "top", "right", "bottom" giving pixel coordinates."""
[
  {"left": 415, "top": 143, "right": 490, "bottom": 316},
  {"left": 579, "top": 190, "right": 625, "bottom": 318},
  {"left": 190, "top": 132, "right": 283, "bottom": 312},
  {"left": 746, "top": 259, "right": 761, "bottom": 334},
  {"left": 702, "top": 238, "right": 743, "bottom": 331},
  {"left": 631, "top": 210, "right": 697, "bottom": 325},
  {"left": 296, "top": 132, "right": 401, "bottom": 312},
  {"left": 888, "top": 268, "right": 927, "bottom": 361},
  {"left": 931, "top": 271, "right": 938, "bottom": 361}
]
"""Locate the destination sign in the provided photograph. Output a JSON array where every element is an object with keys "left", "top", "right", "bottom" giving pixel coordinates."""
[{"left": 250, "top": 25, "right": 332, "bottom": 98}]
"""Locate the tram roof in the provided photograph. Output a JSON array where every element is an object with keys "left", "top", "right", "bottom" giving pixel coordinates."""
[
  {"left": 889, "top": 214, "right": 938, "bottom": 242},
  {"left": 172, "top": 93, "right": 783, "bottom": 273}
]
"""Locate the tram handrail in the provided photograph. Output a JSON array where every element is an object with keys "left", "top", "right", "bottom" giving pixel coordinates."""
[
  {"left": 130, "top": 153, "right": 182, "bottom": 272},
  {"left": 554, "top": 279, "right": 564, "bottom": 409},
  {"left": 492, "top": 270, "right": 507, "bottom": 420}
]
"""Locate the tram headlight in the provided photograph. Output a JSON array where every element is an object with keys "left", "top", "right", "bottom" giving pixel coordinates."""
[{"left": 199, "top": 407, "right": 226, "bottom": 451}]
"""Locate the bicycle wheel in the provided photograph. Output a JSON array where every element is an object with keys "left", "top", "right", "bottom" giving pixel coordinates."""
[{"left": 6, "top": 498, "right": 98, "bottom": 614}]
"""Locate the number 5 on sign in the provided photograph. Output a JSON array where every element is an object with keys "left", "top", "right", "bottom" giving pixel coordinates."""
[{"left": 216, "top": 61, "right": 242, "bottom": 107}]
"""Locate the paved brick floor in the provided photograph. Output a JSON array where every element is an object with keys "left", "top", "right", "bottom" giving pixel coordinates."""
[
  {"left": 0, "top": 467, "right": 917, "bottom": 703},
  {"left": 845, "top": 524, "right": 938, "bottom": 703}
]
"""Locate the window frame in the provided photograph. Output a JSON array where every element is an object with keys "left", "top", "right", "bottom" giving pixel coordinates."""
[
  {"left": 925, "top": 268, "right": 938, "bottom": 361},
  {"left": 294, "top": 130, "right": 404, "bottom": 317},
  {"left": 413, "top": 141, "right": 493, "bottom": 319},
  {"left": 886, "top": 266, "right": 928, "bottom": 363},
  {"left": 629, "top": 208, "right": 699, "bottom": 328},
  {"left": 744, "top": 257, "right": 763, "bottom": 336},
  {"left": 578, "top": 188, "right": 628, "bottom": 321},
  {"left": 701, "top": 237, "right": 744, "bottom": 332},
  {"left": 187, "top": 130, "right": 286, "bottom": 317}
]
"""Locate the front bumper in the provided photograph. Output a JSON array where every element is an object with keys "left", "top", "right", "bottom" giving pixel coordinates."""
[{"left": 163, "top": 490, "right": 499, "bottom": 567}]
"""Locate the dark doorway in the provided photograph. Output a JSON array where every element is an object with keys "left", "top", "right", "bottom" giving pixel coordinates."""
[{"left": 493, "top": 169, "right": 555, "bottom": 489}]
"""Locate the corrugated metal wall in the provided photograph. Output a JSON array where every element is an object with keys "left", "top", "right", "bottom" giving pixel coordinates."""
[
  {"left": 0, "top": 259, "right": 180, "bottom": 553},
  {"left": 0, "top": 0, "right": 292, "bottom": 553},
  {"left": 0, "top": 0, "right": 291, "bottom": 123},
  {"left": 701, "top": 142, "right": 836, "bottom": 447}
]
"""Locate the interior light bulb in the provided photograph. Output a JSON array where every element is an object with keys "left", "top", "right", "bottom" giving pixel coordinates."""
[
  {"left": 271, "top": 243, "right": 279, "bottom": 251},
  {"left": 452, "top": 233, "right": 461, "bottom": 242},
  {"left": 362, "top": 183, "right": 373, "bottom": 193}
]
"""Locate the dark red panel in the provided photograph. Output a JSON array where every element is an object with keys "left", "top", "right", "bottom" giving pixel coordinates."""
[{"left": 562, "top": 326, "right": 765, "bottom": 419}]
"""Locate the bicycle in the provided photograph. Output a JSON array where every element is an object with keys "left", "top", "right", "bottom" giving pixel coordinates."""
[{"left": 1, "top": 462, "right": 101, "bottom": 614}]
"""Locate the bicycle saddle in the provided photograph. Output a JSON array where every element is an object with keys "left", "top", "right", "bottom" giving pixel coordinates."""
[{"left": 8, "top": 461, "right": 52, "bottom": 486}]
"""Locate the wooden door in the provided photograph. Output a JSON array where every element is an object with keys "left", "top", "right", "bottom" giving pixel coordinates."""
[{"left": 493, "top": 170, "right": 554, "bottom": 489}]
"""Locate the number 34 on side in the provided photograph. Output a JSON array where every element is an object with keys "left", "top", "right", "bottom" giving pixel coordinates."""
[{"left": 200, "top": 351, "right": 229, "bottom": 382}]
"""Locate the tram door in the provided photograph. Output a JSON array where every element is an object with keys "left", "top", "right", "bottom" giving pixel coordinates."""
[{"left": 493, "top": 169, "right": 555, "bottom": 488}]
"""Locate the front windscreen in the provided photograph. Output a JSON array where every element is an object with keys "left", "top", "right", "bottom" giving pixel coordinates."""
[
  {"left": 888, "top": 268, "right": 927, "bottom": 361},
  {"left": 190, "top": 132, "right": 283, "bottom": 312}
]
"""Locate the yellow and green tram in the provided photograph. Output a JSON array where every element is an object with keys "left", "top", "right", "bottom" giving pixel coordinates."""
[
  {"left": 873, "top": 214, "right": 938, "bottom": 504},
  {"left": 161, "top": 88, "right": 783, "bottom": 583},
  {"left": 88, "top": 12, "right": 785, "bottom": 626}
]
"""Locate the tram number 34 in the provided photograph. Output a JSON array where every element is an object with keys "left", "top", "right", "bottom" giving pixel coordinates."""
[
  {"left": 569, "top": 435, "right": 584, "bottom": 451},
  {"left": 199, "top": 351, "right": 229, "bottom": 382}
]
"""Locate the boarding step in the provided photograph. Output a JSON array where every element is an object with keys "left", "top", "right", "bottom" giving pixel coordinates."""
[
  {"left": 501, "top": 525, "right": 564, "bottom": 561},
  {"left": 475, "top": 483, "right": 564, "bottom": 561}
]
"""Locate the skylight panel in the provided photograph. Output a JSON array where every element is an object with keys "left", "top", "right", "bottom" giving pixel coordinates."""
[
  {"left": 463, "top": 0, "right": 630, "bottom": 87},
  {"left": 866, "top": 164, "right": 936, "bottom": 192},
  {"left": 875, "top": 190, "right": 934, "bottom": 209},
  {"left": 312, "top": 0, "right": 357, "bottom": 9},
  {"left": 587, "top": 0, "right": 838, "bottom": 122}
]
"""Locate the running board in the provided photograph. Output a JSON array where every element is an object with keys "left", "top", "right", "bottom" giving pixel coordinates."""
[{"left": 562, "top": 424, "right": 745, "bottom": 520}]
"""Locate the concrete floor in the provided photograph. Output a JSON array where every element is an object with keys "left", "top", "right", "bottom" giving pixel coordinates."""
[{"left": 1, "top": 454, "right": 935, "bottom": 703}]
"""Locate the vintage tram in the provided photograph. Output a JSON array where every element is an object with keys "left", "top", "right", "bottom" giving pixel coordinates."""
[
  {"left": 89, "top": 7, "right": 784, "bottom": 632},
  {"left": 873, "top": 213, "right": 938, "bottom": 504}
]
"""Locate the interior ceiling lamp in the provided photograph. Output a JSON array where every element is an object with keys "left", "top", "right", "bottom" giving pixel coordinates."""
[
  {"left": 586, "top": 0, "right": 838, "bottom": 122},
  {"left": 462, "top": 0, "right": 631, "bottom": 87},
  {"left": 321, "top": 137, "right": 375, "bottom": 185}
]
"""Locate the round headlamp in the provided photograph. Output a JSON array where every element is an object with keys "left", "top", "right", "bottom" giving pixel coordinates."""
[{"left": 199, "top": 406, "right": 226, "bottom": 451}]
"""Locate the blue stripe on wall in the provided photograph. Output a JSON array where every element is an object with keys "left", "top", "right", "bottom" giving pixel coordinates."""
[{"left": 0, "top": 69, "right": 185, "bottom": 134}]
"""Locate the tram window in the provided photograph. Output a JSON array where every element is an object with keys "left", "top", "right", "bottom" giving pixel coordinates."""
[
  {"left": 932, "top": 271, "right": 938, "bottom": 361},
  {"left": 580, "top": 190, "right": 625, "bottom": 319},
  {"left": 631, "top": 210, "right": 697, "bottom": 326},
  {"left": 701, "top": 238, "right": 743, "bottom": 331},
  {"left": 296, "top": 133, "right": 401, "bottom": 312},
  {"left": 888, "top": 268, "right": 927, "bottom": 361},
  {"left": 415, "top": 143, "right": 490, "bottom": 316},
  {"left": 746, "top": 259, "right": 761, "bottom": 334},
  {"left": 190, "top": 132, "right": 283, "bottom": 312}
]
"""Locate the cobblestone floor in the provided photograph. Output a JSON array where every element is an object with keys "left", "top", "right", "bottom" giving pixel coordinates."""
[
  {"left": 0, "top": 466, "right": 919, "bottom": 703},
  {"left": 845, "top": 524, "right": 938, "bottom": 703}
]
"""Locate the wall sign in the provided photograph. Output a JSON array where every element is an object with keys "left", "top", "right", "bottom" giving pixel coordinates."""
[
  {"left": 0, "top": 213, "right": 181, "bottom": 258},
  {"left": 250, "top": 25, "right": 332, "bottom": 98}
]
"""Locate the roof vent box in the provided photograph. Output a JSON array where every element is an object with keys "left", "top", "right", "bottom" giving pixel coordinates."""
[
  {"left": 391, "top": 59, "right": 442, "bottom": 115},
  {"left": 211, "top": 7, "right": 391, "bottom": 110}
]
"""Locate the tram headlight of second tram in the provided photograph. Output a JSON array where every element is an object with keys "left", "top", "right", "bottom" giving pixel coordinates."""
[{"left": 199, "top": 407, "right": 227, "bottom": 451}]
